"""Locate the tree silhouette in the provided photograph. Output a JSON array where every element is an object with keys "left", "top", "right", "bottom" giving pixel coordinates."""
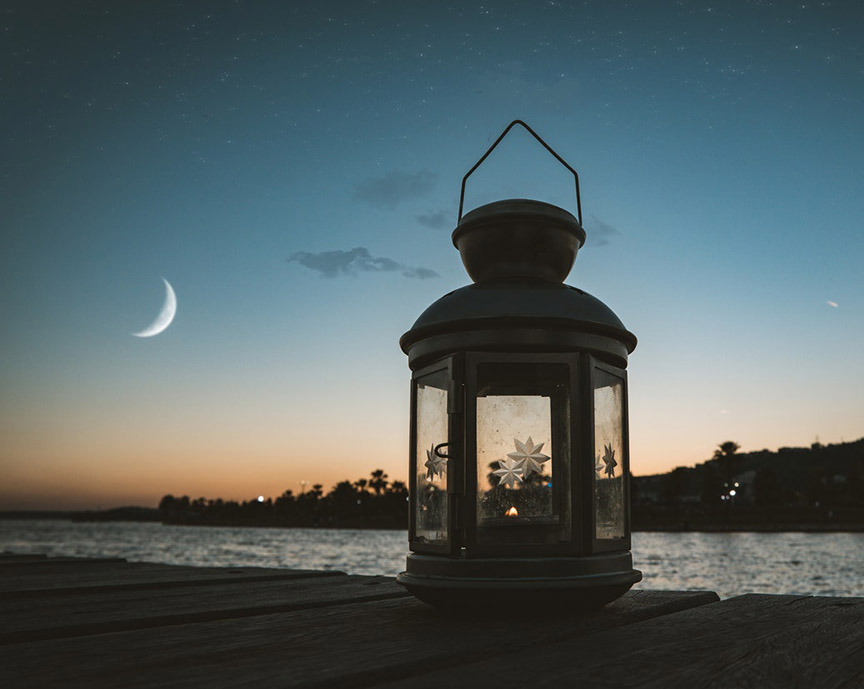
[
  {"left": 714, "top": 441, "right": 741, "bottom": 486},
  {"left": 369, "top": 469, "right": 389, "bottom": 496}
]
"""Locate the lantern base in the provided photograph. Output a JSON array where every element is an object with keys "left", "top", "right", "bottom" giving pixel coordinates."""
[{"left": 396, "top": 551, "right": 641, "bottom": 612}]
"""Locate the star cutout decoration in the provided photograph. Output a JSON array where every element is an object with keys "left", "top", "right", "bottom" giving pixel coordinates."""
[
  {"left": 602, "top": 443, "right": 618, "bottom": 478},
  {"left": 493, "top": 457, "right": 525, "bottom": 489},
  {"left": 424, "top": 445, "right": 446, "bottom": 481},
  {"left": 594, "top": 453, "right": 605, "bottom": 479},
  {"left": 507, "top": 436, "right": 550, "bottom": 477}
]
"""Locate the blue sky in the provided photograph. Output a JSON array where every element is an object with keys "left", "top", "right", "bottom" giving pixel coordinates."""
[{"left": 2, "top": 0, "right": 862, "bottom": 509}]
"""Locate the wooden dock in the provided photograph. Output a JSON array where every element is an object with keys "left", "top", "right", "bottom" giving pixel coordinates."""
[{"left": 1, "top": 553, "right": 862, "bottom": 688}]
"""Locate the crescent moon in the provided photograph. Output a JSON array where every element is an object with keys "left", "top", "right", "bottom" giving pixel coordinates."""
[{"left": 132, "top": 278, "right": 177, "bottom": 338}]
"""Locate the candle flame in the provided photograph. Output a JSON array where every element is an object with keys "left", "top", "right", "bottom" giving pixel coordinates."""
[{"left": 505, "top": 506, "right": 518, "bottom": 517}]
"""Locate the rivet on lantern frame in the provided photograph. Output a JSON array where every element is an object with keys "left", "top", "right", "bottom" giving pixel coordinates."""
[{"left": 396, "top": 121, "right": 641, "bottom": 612}]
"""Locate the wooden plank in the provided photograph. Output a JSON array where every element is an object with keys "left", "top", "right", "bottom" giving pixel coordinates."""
[
  {"left": 370, "top": 594, "right": 864, "bottom": 689},
  {"left": 0, "top": 556, "right": 126, "bottom": 567},
  {"left": 0, "top": 589, "right": 718, "bottom": 689},
  {"left": 0, "top": 554, "right": 48, "bottom": 563},
  {"left": 0, "top": 560, "right": 343, "bottom": 597},
  {"left": 0, "top": 574, "right": 409, "bottom": 644}
]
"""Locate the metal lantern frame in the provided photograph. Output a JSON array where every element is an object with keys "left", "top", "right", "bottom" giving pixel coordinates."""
[
  {"left": 408, "top": 353, "right": 633, "bottom": 559},
  {"left": 398, "top": 121, "right": 640, "bottom": 610}
]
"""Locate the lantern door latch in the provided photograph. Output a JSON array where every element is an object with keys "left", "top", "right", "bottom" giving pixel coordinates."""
[{"left": 433, "top": 442, "right": 463, "bottom": 497}]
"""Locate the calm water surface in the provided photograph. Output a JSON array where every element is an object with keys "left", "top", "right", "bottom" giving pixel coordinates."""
[{"left": 2, "top": 520, "right": 863, "bottom": 600}]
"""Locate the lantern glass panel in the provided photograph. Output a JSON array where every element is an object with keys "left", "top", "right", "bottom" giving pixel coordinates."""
[
  {"left": 474, "top": 363, "right": 570, "bottom": 546},
  {"left": 593, "top": 369, "right": 625, "bottom": 540},
  {"left": 414, "top": 373, "right": 449, "bottom": 545}
]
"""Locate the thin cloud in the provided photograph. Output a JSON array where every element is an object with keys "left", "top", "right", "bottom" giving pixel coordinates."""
[
  {"left": 827, "top": 300, "right": 839, "bottom": 308},
  {"left": 588, "top": 214, "right": 621, "bottom": 247},
  {"left": 352, "top": 170, "right": 438, "bottom": 209},
  {"left": 288, "top": 247, "right": 438, "bottom": 279},
  {"left": 401, "top": 265, "right": 439, "bottom": 279},
  {"left": 416, "top": 209, "right": 450, "bottom": 229}
]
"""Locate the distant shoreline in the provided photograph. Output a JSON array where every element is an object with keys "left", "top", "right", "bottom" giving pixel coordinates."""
[
  {"left": 634, "top": 524, "right": 864, "bottom": 533},
  {"left": 2, "top": 512, "right": 863, "bottom": 533}
]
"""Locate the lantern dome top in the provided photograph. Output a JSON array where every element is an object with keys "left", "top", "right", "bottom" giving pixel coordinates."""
[
  {"left": 400, "top": 197, "right": 635, "bottom": 368},
  {"left": 403, "top": 279, "right": 634, "bottom": 347},
  {"left": 400, "top": 278, "right": 637, "bottom": 369},
  {"left": 453, "top": 199, "right": 585, "bottom": 284}
]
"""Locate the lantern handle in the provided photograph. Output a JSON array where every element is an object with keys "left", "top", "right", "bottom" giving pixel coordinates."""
[
  {"left": 433, "top": 442, "right": 449, "bottom": 459},
  {"left": 457, "top": 119, "right": 582, "bottom": 226}
]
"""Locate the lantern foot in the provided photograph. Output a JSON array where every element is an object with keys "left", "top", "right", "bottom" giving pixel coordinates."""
[{"left": 397, "top": 552, "right": 641, "bottom": 612}]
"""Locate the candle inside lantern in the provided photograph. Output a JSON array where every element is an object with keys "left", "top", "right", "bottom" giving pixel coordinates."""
[{"left": 505, "top": 506, "right": 518, "bottom": 517}]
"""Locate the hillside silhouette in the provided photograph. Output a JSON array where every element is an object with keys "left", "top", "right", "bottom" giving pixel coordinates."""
[{"left": 633, "top": 438, "right": 864, "bottom": 530}]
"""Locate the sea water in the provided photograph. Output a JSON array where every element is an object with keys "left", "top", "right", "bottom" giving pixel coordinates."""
[{"left": 2, "top": 519, "right": 863, "bottom": 600}]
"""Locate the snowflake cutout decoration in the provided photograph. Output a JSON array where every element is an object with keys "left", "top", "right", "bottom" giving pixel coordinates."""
[
  {"left": 493, "top": 457, "right": 525, "bottom": 489},
  {"left": 602, "top": 443, "right": 618, "bottom": 478},
  {"left": 507, "top": 436, "right": 550, "bottom": 478},
  {"left": 424, "top": 445, "right": 446, "bottom": 481}
]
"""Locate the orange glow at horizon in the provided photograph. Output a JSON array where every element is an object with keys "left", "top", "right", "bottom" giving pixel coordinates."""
[
  {"left": 2, "top": 366, "right": 861, "bottom": 510},
  {"left": 3, "top": 420, "right": 862, "bottom": 510},
  {"left": 0, "top": 398, "right": 412, "bottom": 510}
]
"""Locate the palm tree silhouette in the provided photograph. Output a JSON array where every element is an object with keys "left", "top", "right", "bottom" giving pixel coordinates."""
[{"left": 369, "top": 469, "right": 389, "bottom": 496}]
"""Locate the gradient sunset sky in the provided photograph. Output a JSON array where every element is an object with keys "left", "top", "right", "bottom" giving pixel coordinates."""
[{"left": 2, "top": 1, "right": 862, "bottom": 510}]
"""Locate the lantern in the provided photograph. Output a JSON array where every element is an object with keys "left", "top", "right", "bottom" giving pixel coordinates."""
[{"left": 396, "top": 121, "right": 641, "bottom": 610}]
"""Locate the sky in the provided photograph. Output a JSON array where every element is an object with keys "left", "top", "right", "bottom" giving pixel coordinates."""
[{"left": 2, "top": 0, "right": 862, "bottom": 510}]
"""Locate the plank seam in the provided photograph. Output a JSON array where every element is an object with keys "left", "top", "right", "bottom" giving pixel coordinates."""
[
  {"left": 0, "top": 570, "right": 346, "bottom": 599},
  {"left": 0, "top": 590, "right": 412, "bottom": 646}
]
